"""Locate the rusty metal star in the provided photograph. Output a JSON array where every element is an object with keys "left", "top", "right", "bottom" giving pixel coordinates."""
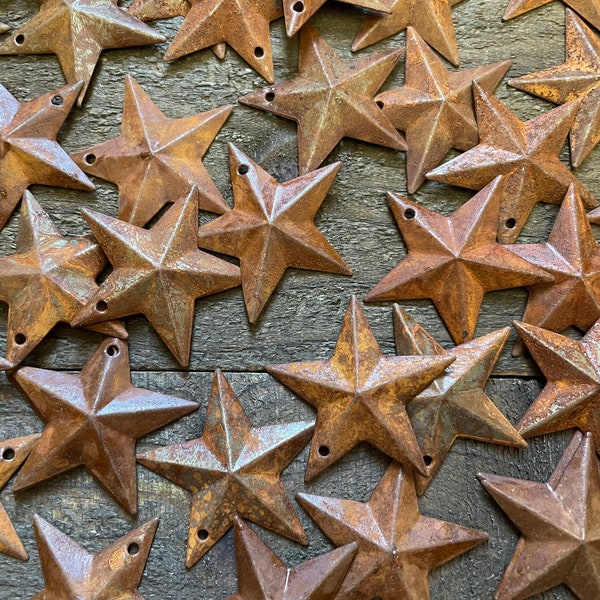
[
  {"left": 393, "top": 306, "right": 526, "bottom": 495},
  {"left": 0, "top": 434, "right": 40, "bottom": 561},
  {"left": 239, "top": 25, "right": 406, "bottom": 175},
  {"left": 137, "top": 369, "right": 313, "bottom": 568},
  {"left": 365, "top": 177, "right": 553, "bottom": 344},
  {"left": 70, "top": 189, "right": 241, "bottom": 366},
  {"left": 32, "top": 515, "right": 158, "bottom": 599},
  {"left": 267, "top": 296, "right": 454, "bottom": 482},
  {"left": 297, "top": 462, "right": 488, "bottom": 600},
  {"left": 10, "top": 337, "right": 198, "bottom": 514},
  {"left": 0, "top": 0, "right": 165, "bottom": 106},
  {"left": 375, "top": 27, "right": 511, "bottom": 193},
  {"left": 72, "top": 75, "right": 231, "bottom": 227},
  {"left": 504, "top": 0, "right": 600, "bottom": 32},
  {"left": 427, "top": 82, "right": 597, "bottom": 243},
  {"left": 197, "top": 144, "right": 351, "bottom": 323},
  {"left": 479, "top": 431, "right": 600, "bottom": 600}
]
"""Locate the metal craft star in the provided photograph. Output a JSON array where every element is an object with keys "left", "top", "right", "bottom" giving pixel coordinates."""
[
  {"left": 197, "top": 144, "right": 351, "bottom": 323},
  {"left": 365, "top": 177, "right": 553, "bottom": 344},
  {"left": 72, "top": 75, "right": 231, "bottom": 227},
  {"left": 10, "top": 337, "right": 198, "bottom": 514},
  {"left": 71, "top": 190, "right": 241, "bottom": 366},
  {"left": 267, "top": 296, "right": 454, "bottom": 481},
  {"left": 137, "top": 370, "right": 313, "bottom": 568},
  {"left": 479, "top": 431, "right": 600, "bottom": 600},
  {"left": 504, "top": 0, "right": 600, "bottom": 32},
  {"left": 297, "top": 462, "right": 488, "bottom": 600},
  {"left": 427, "top": 82, "right": 597, "bottom": 243},
  {"left": 376, "top": 27, "right": 511, "bottom": 193},
  {"left": 239, "top": 25, "right": 406, "bottom": 175},
  {"left": 393, "top": 306, "right": 525, "bottom": 495}
]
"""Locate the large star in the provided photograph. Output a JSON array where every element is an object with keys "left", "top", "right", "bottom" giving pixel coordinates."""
[
  {"left": 427, "top": 82, "right": 597, "bottom": 243},
  {"left": 197, "top": 144, "right": 351, "bottom": 323},
  {"left": 72, "top": 75, "right": 231, "bottom": 227},
  {"left": 267, "top": 296, "right": 454, "bottom": 481},
  {"left": 479, "top": 431, "right": 600, "bottom": 600},
  {"left": 297, "top": 462, "right": 488, "bottom": 600},
  {"left": 393, "top": 306, "right": 525, "bottom": 495},
  {"left": 137, "top": 370, "right": 313, "bottom": 568},
  {"left": 10, "top": 337, "right": 198, "bottom": 514},
  {"left": 239, "top": 25, "right": 406, "bottom": 175},
  {"left": 504, "top": 0, "right": 600, "bottom": 32},
  {"left": 365, "top": 177, "right": 553, "bottom": 344},
  {"left": 375, "top": 27, "right": 511, "bottom": 193},
  {"left": 71, "top": 190, "right": 241, "bottom": 366}
]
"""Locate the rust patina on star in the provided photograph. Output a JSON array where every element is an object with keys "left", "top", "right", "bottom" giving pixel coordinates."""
[
  {"left": 137, "top": 370, "right": 313, "bottom": 568},
  {"left": 479, "top": 431, "right": 600, "bottom": 600},
  {"left": 267, "top": 296, "right": 455, "bottom": 481},
  {"left": 504, "top": 0, "right": 600, "bottom": 31},
  {"left": 239, "top": 25, "right": 406, "bottom": 175},
  {"left": 10, "top": 337, "right": 198, "bottom": 514}
]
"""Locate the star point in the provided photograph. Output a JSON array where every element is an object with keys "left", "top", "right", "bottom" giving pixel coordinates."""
[{"left": 504, "top": 0, "right": 600, "bottom": 32}]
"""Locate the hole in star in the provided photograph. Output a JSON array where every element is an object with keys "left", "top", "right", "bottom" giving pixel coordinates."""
[
  {"left": 254, "top": 47, "right": 264, "bottom": 58},
  {"left": 461, "top": 330, "right": 469, "bottom": 339},
  {"left": 106, "top": 344, "right": 119, "bottom": 357},
  {"left": 293, "top": 1, "right": 305, "bottom": 11},
  {"left": 14, "top": 34, "right": 24, "bottom": 45},
  {"left": 14, "top": 333, "right": 26, "bottom": 345},
  {"left": 238, "top": 164, "right": 249, "bottom": 175},
  {"left": 318, "top": 445, "right": 330, "bottom": 457},
  {"left": 85, "top": 154, "right": 96, "bottom": 165},
  {"left": 423, "top": 455, "right": 433, "bottom": 466},
  {"left": 404, "top": 208, "right": 416, "bottom": 220},
  {"left": 197, "top": 529, "right": 209, "bottom": 541},
  {"left": 505, "top": 218, "right": 516, "bottom": 229},
  {"left": 96, "top": 300, "right": 108, "bottom": 313},
  {"left": 51, "top": 95, "right": 63, "bottom": 106},
  {"left": 127, "top": 543, "right": 139, "bottom": 556},
  {"left": 2, "top": 447, "right": 15, "bottom": 461},
  {"left": 265, "top": 91, "right": 275, "bottom": 102},
  {"left": 376, "top": 101, "right": 384, "bottom": 109}
]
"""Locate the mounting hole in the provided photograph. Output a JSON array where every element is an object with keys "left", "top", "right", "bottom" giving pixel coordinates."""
[
  {"left": 2, "top": 447, "right": 15, "bottom": 461},
  {"left": 254, "top": 47, "right": 264, "bottom": 58},
  {"left": 51, "top": 95, "right": 63, "bottom": 106},
  {"left": 318, "top": 445, "right": 330, "bottom": 457},
  {"left": 238, "top": 164, "right": 249, "bottom": 175},
  {"left": 265, "top": 91, "right": 275, "bottom": 102},
  {"left": 85, "top": 154, "right": 96, "bottom": 165},
  {"left": 461, "top": 330, "right": 469, "bottom": 339},
  {"left": 127, "top": 543, "right": 139, "bottom": 556},
  {"left": 293, "top": 1, "right": 305, "bottom": 11},
  {"left": 14, "top": 333, "right": 26, "bottom": 345},
  {"left": 404, "top": 208, "right": 416, "bottom": 220},
  {"left": 14, "top": 34, "right": 24, "bottom": 45},
  {"left": 106, "top": 344, "right": 119, "bottom": 357},
  {"left": 423, "top": 455, "right": 433, "bottom": 466},
  {"left": 505, "top": 218, "right": 516, "bottom": 229},
  {"left": 376, "top": 101, "right": 384, "bottom": 109},
  {"left": 197, "top": 529, "right": 209, "bottom": 541},
  {"left": 96, "top": 300, "right": 108, "bottom": 313}
]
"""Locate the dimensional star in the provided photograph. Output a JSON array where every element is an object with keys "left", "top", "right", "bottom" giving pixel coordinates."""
[
  {"left": 0, "top": 434, "right": 40, "bottom": 561},
  {"left": 197, "top": 144, "right": 351, "bottom": 323},
  {"left": 267, "top": 296, "right": 454, "bottom": 481},
  {"left": 0, "top": 81, "right": 93, "bottom": 231},
  {"left": 393, "top": 306, "right": 525, "bottom": 495},
  {"left": 479, "top": 431, "right": 600, "bottom": 600},
  {"left": 10, "top": 337, "right": 198, "bottom": 514},
  {"left": 297, "top": 462, "right": 488, "bottom": 600},
  {"left": 365, "top": 178, "right": 553, "bottom": 344},
  {"left": 375, "top": 27, "right": 511, "bottom": 193},
  {"left": 72, "top": 75, "right": 231, "bottom": 227},
  {"left": 0, "top": 0, "right": 165, "bottom": 106},
  {"left": 0, "top": 191, "right": 127, "bottom": 367},
  {"left": 228, "top": 517, "right": 358, "bottom": 600},
  {"left": 32, "top": 515, "right": 158, "bottom": 599},
  {"left": 71, "top": 190, "right": 241, "bottom": 366},
  {"left": 137, "top": 370, "right": 313, "bottom": 568},
  {"left": 239, "top": 25, "right": 406, "bottom": 175},
  {"left": 504, "top": 0, "right": 600, "bottom": 32},
  {"left": 427, "top": 82, "right": 597, "bottom": 243}
]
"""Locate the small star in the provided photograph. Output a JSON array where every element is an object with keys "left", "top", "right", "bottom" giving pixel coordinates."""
[{"left": 504, "top": 0, "right": 600, "bottom": 32}]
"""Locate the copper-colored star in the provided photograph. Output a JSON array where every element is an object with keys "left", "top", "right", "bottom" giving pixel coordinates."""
[
  {"left": 0, "top": 1, "right": 165, "bottom": 106},
  {"left": 197, "top": 144, "right": 351, "bottom": 323},
  {"left": 267, "top": 296, "right": 454, "bottom": 481},
  {"left": 297, "top": 462, "right": 488, "bottom": 600},
  {"left": 137, "top": 370, "right": 313, "bottom": 568},
  {"left": 10, "top": 337, "right": 198, "bottom": 514},
  {"left": 352, "top": 0, "right": 466, "bottom": 66},
  {"left": 393, "top": 306, "right": 526, "bottom": 495},
  {"left": 504, "top": 0, "right": 600, "bottom": 32},
  {"left": 365, "top": 178, "right": 553, "bottom": 344},
  {"left": 70, "top": 190, "right": 241, "bottom": 366},
  {"left": 0, "top": 434, "right": 40, "bottom": 561},
  {"left": 376, "top": 27, "right": 511, "bottom": 193},
  {"left": 239, "top": 25, "right": 406, "bottom": 175},
  {"left": 427, "top": 82, "right": 597, "bottom": 243},
  {"left": 479, "top": 431, "right": 600, "bottom": 600},
  {"left": 32, "top": 515, "right": 158, "bottom": 599},
  {"left": 72, "top": 75, "right": 231, "bottom": 227}
]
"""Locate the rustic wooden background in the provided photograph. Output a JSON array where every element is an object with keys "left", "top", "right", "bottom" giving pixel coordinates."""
[{"left": 0, "top": 0, "right": 591, "bottom": 598}]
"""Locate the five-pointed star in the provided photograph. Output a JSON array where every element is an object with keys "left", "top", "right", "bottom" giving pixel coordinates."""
[
  {"left": 10, "top": 337, "right": 198, "bottom": 514},
  {"left": 32, "top": 515, "right": 158, "bottom": 599},
  {"left": 376, "top": 27, "right": 511, "bottom": 193},
  {"left": 479, "top": 431, "right": 600, "bottom": 600},
  {"left": 0, "top": 0, "right": 165, "bottom": 106},
  {"left": 239, "top": 25, "right": 406, "bottom": 175},
  {"left": 427, "top": 82, "right": 598, "bottom": 243},
  {"left": 267, "top": 296, "right": 454, "bottom": 481},
  {"left": 197, "top": 144, "right": 351, "bottom": 323},
  {"left": 393, "top": 306, "right": 525, "bottom": 495},
  {"left": 504, "top": 0, "right": 600, "bottom": 32},
  {"left": 365, "top": 177, "right": 553, "bottom": 344},
  {"left": 137, "top": 370, "right": 313, "bottom": 568},
  {"left": 70, "top": 189, "right": 241, "bottom": 366},
  {"left": 0, "top": 434, "right": 40, "bottom": 561},
  {"left": 72, "top": 75, "right": 231, "bottom": 227},
  {"left": 297, "top": 462, "right": 488, "bottom": 600}
]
